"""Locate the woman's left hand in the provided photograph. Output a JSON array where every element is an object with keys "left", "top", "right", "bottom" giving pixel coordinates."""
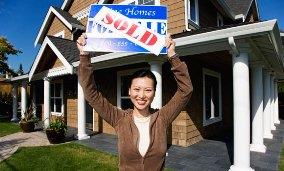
[{"left": 165, "top": 34, "right": 176, "bottom": 58}]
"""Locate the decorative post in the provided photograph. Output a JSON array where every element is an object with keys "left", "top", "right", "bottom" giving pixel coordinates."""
[
  {"left": 149, "top": 60, "right": 163, "bottom": 109},
  {"left": 250, "top": 66, "right": 266, "bottom": 153},
  {"left": 77, "top": 81, "right": 90, "bottom": 140},
  {"left": 263, "top": 70, "right": 273, "bottom": 139},
  {"left": 44, "top": 77, "right": 50, "bottom": 129},
  {"left": 270, "top": 75, "right": 276, "bottom": 130},
  {"left": 21, "top": 81, "right": 27, "bottom": 118},
  {"left": 230, "top": 51, "right": 253, "bottom": 171}
]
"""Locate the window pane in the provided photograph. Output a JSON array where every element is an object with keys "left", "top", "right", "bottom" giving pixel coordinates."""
[
  {"left": 121, "top": 75, "right": 132, "bottom": 97},
  {"left": 121, "top": 99, "right": 133, "bottom": 110},
  {"left": 51, "top": 84, "right": 54, "bottom": 98},
  {"left": 190, "top": 0, "right": 196, "bottom": 22},
  {"left": 55, "top": 99, "right": 62, "bottom": 113},
  {"left": 51, "top": 98, "right": 54, "bottom": 112},
  {"left": 138, "top": 0, "right": 154, "bottom": 5},
  {"left": 205, "top": 77, "right": 211, "bottom": 120},
  {"left": 205, "top": 74, "right": 219, "bottom": 120},
  {"left": 55, "top": 83, "right": 61, "bottom": 97}
]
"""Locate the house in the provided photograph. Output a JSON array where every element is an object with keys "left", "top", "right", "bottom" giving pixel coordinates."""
[{"left": 9, "top": 0, "right": 284, "bottom": 170}]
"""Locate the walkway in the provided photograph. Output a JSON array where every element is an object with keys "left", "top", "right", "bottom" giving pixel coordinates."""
[{"left": 0, "top": 131, "right": 51, "bottom": 162}]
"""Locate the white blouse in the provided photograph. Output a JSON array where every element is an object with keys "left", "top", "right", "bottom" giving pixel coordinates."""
[{"left": 133, "top": 115, "right": 151, "bottom": 157}]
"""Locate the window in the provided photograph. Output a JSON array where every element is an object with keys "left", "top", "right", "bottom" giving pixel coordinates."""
[
  {"left": 217, "top": 13, "right": 224, "bottom": 27},
  {"left": 120, "top": 0, "right": 156, "bottom": 5},
  {"left": 50, "top": 82, "right": 63, "bottom": 115},
  {"left": 117, "top": 69, "right": 145, "bottom": 110},
  {"left": 203, "top": 68, "right": 222, "bottom": 126},
  {"left": 54, "top": 31, "right": 65, "bottom": 38},
  {"left": 187, "top": 0, "right": 199, "bottom": 25}
]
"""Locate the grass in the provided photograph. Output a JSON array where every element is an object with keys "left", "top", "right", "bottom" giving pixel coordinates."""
[
  {"left": 280, "top": 144, "right": 284, "bottom": 171},
  {"left": 0, "top": 142, "right": 174, "bottom": 171},
  {"left": 0, "top": 118, "right": 21, "bottom": 137},
  {"left": 0, "top": 143, "right": 119, "bottom": 171}
]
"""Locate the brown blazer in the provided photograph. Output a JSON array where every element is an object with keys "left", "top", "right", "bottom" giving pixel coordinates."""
[{"left": 78, "top": 54, "right": 193, "bottom": 171}]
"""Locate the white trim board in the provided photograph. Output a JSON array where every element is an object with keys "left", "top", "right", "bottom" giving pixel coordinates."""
[
  {"left": 29, "top": 36, "right": 73, "bottom": 81},
  {"left": 34, "top": 6, "right": 84, "bottom": 46}
]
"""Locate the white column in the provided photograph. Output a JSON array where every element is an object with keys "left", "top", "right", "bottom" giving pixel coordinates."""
[
  {"left": 21, "top": 81, "right": 27, "bottom": 118},
  {"left": 263, "top": 71, "right": 273, "bottom": 139},
  {"left": 250, "top": 66, "right": 266, "bottom": 153},
  {"left": 230, "top": 52, "right": 254, "bottom": 171},
  {"left": 44, "top": 77, "right": 50, "bottom": 129},
  {"left": 77, "top": 81, "right": 90, "bottom": 140},
  {"left": 11, "top": 84, "right": 19, "bottom": 122},
  {"left": 149, "top": 61, "right": 162, "bottom": 109},
  {"left": 274, "top": 81, "right": 280, "bottom": 124},
  {"left": 32, "top": 85, "right": 36, "bottom": 116},
  {"left": 270, "top": 75, "right": 276, "bottom": 130}
]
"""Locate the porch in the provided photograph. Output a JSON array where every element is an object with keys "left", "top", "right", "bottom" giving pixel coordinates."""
[{"left": 75, "top": 120, "right": 284, "bottom": 171}]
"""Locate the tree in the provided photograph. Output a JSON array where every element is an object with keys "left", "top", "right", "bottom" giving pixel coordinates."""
[
  {"left": 17, "top": 63, "right": 24, "bottom": 75},
  {"left": 0, "top": 36, "right": 22, "bottom": 74}
]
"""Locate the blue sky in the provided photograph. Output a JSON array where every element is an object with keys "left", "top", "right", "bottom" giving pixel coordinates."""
[{"left": 0, "top": 0, "right": 283, "bottom": 73}]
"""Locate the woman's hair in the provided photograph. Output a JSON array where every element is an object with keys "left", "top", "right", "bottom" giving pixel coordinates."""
[{"left": 129, "top": 69, "right": 157, "bottom": 90}]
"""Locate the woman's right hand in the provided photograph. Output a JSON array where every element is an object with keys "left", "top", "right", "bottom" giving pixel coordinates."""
[{"left": 76, "top": 33, "right": 89, "bottom": 55}]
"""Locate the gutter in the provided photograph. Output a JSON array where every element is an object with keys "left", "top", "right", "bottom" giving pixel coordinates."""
[
  {"left": 175, "top": 20, "right": 276, "bottom": 47},
  {"left": 216, "top": 0, "right": 236, "bottom": 20}
]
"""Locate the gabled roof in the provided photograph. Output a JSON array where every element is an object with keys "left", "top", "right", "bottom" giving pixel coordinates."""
[
  {"left": 224, "top": 0, "right": 258, "bottom": 19},
  {"left": 47, "top": 36, "right": 80, "bottom": 63},
  {"left": 34, "top": 6, "right": 85, "bottom": 46},
  {"left": 29, "top": 36, "right": 77, "bottom": 81}
]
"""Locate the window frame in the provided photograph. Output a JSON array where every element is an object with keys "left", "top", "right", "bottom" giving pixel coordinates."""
[
  {"left": 117, "top": 68, "right": 147, "bottom": 109},
  {"left": 187, "top": 0, "right": 199, "bottom": 26},
  {"left": 202, "top": 68, "right": 222, "bottom": 126},
  {"left": 50, "top": 80, "right": 64, "bottom": 116},
  {"left": 54, "top": 30, "right": 65, "bottom": 38},
  {"left": 217, "top": 12, "right": 224, "bottom": 27}
]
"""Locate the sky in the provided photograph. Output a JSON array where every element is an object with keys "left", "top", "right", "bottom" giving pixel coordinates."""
[{"left": 0, "top": 0, "right": 283, "bottom": 73}]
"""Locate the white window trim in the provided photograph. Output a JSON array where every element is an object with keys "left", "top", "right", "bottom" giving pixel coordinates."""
[
  {"left": 187, "top": 0, "right": 199, "bottom": 26},
  {"left": 217, "top": 13, "right": 224, "bottom": 27},
  {"left": 50, "top": 81, "right": 64, "bottom": 116},
  {"left": 117, "top": 68, "right": 147, "bottom": 108},
  {"left": 54, "top": 30, "right": 65, "bottom": 38},
  {"left": 119, "top": 0, "right": 159, "bottom": 5},
  {"left": 202, "top": 68, "right": 222, "bottom": 126}
]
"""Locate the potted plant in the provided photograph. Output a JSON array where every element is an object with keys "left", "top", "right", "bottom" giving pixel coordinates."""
[
  {"left": 46, "top": 117, "right": 67, "bottom": 144},
  {"left": 19, "top": 105, "right": 38, "bottom": 133}
]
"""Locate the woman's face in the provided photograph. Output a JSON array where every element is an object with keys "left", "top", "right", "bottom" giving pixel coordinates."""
[{"left": 129, "top": 76, "right": 155, "bottom": 111}]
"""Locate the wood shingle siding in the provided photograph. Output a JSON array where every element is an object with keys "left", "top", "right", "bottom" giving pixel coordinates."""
[
  {"left": 52, "top": 58, "right": 64, "bottom": 69},
  {"left": 162, "top": 0, "right": 186, "bottom": 34},
  {"left": 68, "top": 0, "right": 98, "bottom": 16},
  {"left": 47, "top": 17, "right": 72, "bottom": 40}
]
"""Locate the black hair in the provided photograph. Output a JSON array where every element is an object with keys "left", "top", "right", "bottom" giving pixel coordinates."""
[{"left": 129, "top": 69, "right": 157, "bottom": 90}]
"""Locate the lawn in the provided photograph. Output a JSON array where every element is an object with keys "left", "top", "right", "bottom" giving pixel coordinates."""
[
  {"left": 280, "top": 144, "right": 284, "bottom": 171},
  {"left": 0, "top": 118, "right": 21, "bottom": 137},
  {"left": 0, "top": 143, "right": 119, "bottom": 171}
]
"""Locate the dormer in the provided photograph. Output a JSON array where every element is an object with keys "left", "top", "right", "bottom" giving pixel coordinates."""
[{"left": 34, "top": 6, "right": 85, "bottom": 46}]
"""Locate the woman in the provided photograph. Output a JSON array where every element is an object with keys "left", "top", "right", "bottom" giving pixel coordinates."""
[{"left": 77, "top": 34, "right": 193, "bottom": 171}]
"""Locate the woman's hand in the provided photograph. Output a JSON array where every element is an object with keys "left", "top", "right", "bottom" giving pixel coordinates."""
[
  {"left": 76, "top": 33, "right": 89, "bottom": 55},
  {"left": 165, "top": 34, "right": 176, "bottom": 58}
]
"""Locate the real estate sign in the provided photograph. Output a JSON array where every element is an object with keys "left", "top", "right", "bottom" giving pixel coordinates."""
[{"left": 84, "top": 5, "right": 167, "bottom": 55}]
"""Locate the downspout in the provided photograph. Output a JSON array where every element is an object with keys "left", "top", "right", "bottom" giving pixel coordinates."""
[
  {"left": 184, "top": 0, "right": 191, "bottom": 31},
  {"left": 228, "top": 37, "right": 240, "bottom": 56}
]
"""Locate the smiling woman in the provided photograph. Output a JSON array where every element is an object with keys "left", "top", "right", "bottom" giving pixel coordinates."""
[{"left": 77, "top": 34, "right": 193, "bottom": 170}]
